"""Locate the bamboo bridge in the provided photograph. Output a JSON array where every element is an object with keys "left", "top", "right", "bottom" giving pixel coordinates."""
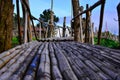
[
  {"left": 0, "top": 38, "right": 120, "bottom": 80},
  {"left": 0, "top": 0, "right": 120, "bottom": 80}
]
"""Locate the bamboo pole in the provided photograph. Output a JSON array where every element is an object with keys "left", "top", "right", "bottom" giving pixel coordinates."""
[
  {"left": 71, "top": 0, "right": 80, "bottom": 41},
  {"left": 46, "top": 27, "right": 48, "bottom": 38},
  {"left": 49, "top": 0, "right": 54, "bottom": 38},
  {"left": 26, "top": 0, "right": 32, "bottom": 42},
  {"left": 24, "top": 8, "right": 28, "bottom": 43},
  {"left": 59, "top": 27, "right": 61, "bottom": 37},
  {"left": 72, "top": 0, "right": 102, "bottom": 20},
  {"left": 20, "top": 0, "right": 40, "bottom": 41},
  {"left": 117, "top": 3, "right": 120, "bottom": 46},
  {"left": 79, "top": 6, "right": 84, "bottom": 43},
  {"left": 39, "top": 22, "right": 41, "bottom": 39},
  {"left": 26, "top": 0, "right": 33, "bottom": 42},
  {"left": 89, "top": 11, "right": 93, "bottom": 44},
  {"left": 24, "top": 11, "right": 28, "bottom": 43},
  {"left": 63, "top": 17, "right": 66, "bottom": 37},
  {"left": 85, "top": 4, "right": 89, "bottom": 43},
  {"left": 71, "top": 20, "right": 74, "bottom": 37},
  {"left": 97, "top": 0, "right": 106, "bottom": 45},
  {"left": 21, "top": 0, "right": 28, "bottom": 43},
  {"left": 16, "top": 0, "right": 22, "bottom": 44},
  {"left": 91, "top": 23, "right": 94, "bottom": 44}
]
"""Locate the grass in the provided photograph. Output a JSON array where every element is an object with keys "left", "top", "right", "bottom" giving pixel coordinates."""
[
  {"left": 12, "top": 37, "right": 19, "bottom": 47},
  {"left": 94, "top": 37, "right": 119, "bottom": 49},
  {"left": 11, "top": 36, "right": 119, "bottom": 49},
  {"left": 11, "top": 37, "right": 37, "bottom": 47},
  {"left": 32, "top": 37, "right": 37, "bottom": 41}
]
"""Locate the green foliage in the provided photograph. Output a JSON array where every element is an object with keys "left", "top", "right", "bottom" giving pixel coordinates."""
[
  {"left": 32, "top": 37, "right": 36, "bottom": 41},
  {"left": 12, "top": 37, "right": 19, "bottom": 47},
  {"left": 94, "top": 37, "right": 119, "bottom": 48},
  {"left": 12, "top": 37, "right": 37, "bottom": 47},
  {"left": 39, "top": 9, "right": 59, "bottom": 23}
]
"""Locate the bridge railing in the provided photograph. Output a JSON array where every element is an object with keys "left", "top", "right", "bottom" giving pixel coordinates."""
[{"left": 72, "top": 0, "right": 106, "bottom": 44}]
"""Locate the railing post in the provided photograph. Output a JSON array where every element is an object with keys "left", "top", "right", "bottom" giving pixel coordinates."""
[
  {"left": 91, "top": 23, "right": 94, "bottom": 44},
  {"left": 85, "top": 4, "right": 89, "bottom": 43},
  {"left": 63, "top": 17, "right": 66, "bottom": 37},
  {"left": 97, "top": 0, "right": 106, "bottom": 45},
  {"left": 16, "top": 0, "right": 22, "bottom": 44},
  {"left": 71, "top": 0, "right": 80, "bottom": 42},
  {"left": 79, "top": 6, "right": 84, "bottom": 43},
  {"left": 117, "top": 3, "right": 120, "bottom": 46}
]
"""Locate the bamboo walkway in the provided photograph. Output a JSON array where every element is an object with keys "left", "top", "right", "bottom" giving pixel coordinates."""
[{"left": 0, "top": 39, "right": 120, "bottom": 80}]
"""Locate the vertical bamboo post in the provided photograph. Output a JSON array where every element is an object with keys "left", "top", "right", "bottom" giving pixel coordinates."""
[
  {"left": 46, "top": 26, "right": 48, "bottom": 38},
  {"left": 71, "top": 20, "right": 74, "bottom": 37},
  {"left": 27, "top": 11, "right": 32, "bottom": 41},
  {"left": 49, "top": 0, "right": 54, "bottom": 38},
  {"left": 97, "top": 0, "right": 105, "bottom": 45},
  {"left": 39, "top": 22, "right": 41, "bottom": 39},
  {"left": 63, "top": 17, "right": 66, "bottom": 37},
  {"left": 85, "top": 4, "right": 89, "bottom": 43},
  {"left": 16, "top": 0, "right": 22, "bottom": 44},
  {"left": 91, "top": 23, "right": 94, "bottom": 44},
  {"left": 79, "top": 6, "right": 84, "bottom": 42},
  {"left": 26, "top": 0, "right": 32, "bottom": 42},
  {"left": 24, "top": 10, "right": 28, "bottom": 43},
  {"left": 88, "top": 11, "right": 93, "bottom": 44},
  {"left": 71, "top": 0, "right": 80, "bottom": 41},
  {"left": 21, "top": 0, "right": 28, "bottom": 43},
  {"left": 59, "top": 27, "right": 61, "bottom": 37},
  {"left": 0, "top": 0, "right": 14, "bottom": 52},
  {"left": 117, "top": 3, "right": 120, "bottom": 46}
]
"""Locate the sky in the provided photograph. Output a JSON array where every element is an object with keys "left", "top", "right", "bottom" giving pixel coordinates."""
[{"left": 13, "top": 0, "right": 120, "bottom": 35}]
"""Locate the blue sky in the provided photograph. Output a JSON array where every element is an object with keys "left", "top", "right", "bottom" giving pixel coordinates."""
[{"left": 13, "top": 0, "right": 120, "bottom": 35}]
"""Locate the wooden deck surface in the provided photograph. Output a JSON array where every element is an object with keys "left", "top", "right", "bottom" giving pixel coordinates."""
[{"left": 0, "top": 41, "right": 120, "bottom": 80}]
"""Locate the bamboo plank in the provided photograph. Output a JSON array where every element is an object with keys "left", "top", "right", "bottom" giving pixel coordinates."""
[
  {"left": 7, "top": 44, "right": 39, "bottom": 80},
  {"left": 0, "top": 40, "right": 120, "bottom": 79},
  {"left": 49, "top": 43, "right": 62, "bottom": 80},
  {"left": 37, "top": 43, "right": 51, "bottom": 80},
  {"left": 53, "top": 43, "right": 78, "bottom": 80},
  {"left": 24, "top": 55, "right": 39, "bottom": 80}
]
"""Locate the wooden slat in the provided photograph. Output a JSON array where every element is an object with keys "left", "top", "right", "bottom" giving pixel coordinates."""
[
  {"left": 49, "top": 42, "right": 62, "bottom": 80},
  {"left": 37, "top": 43, "right": 51, "bottom": 80},
  {"left": 5, "top": 42, "right": 39, "bottom": 80},
  {"left": 53, "top": 43, "right": 78, "bottom": 80},
  {"left": 0, "top": 40, "right": 120, "bottom": 80}
]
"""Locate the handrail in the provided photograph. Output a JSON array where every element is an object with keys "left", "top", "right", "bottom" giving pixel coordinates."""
[{"left": 72, "top": 0, "right": 103, "bottom": 20}]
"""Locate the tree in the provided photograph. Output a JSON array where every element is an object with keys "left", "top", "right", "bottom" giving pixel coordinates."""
[
  {"left": 40, "top": 9, "right": 59, "bottom": 23},
  {"left": 72, "top": 0, "right": 80, "bottom": 41},
  {"left": 0, "top": 0, "right": 14, "bottom": 52},
  {"left": 39, "top": 9, "right": 59, "bottom": 38}
]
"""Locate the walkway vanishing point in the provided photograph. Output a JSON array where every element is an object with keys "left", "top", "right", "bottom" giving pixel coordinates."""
[{"left": 0, "top": 38, "right": 120, "bottom": 80}]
